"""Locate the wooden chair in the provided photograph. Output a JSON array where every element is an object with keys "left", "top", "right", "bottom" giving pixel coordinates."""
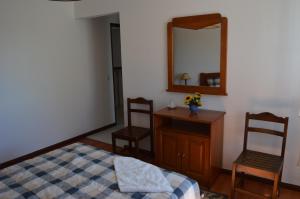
[
  {"left": 231, "top": 112, "right": 289, "bottom": 199},
  {"left": 112, "top": 97, "right": 153, "bottom": 157}
]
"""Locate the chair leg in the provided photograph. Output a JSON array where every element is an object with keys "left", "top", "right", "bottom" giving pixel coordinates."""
[
  {"left": 112, "top": 135, "right": 116, "bottom": 154},
  {"left": 231, "top": 163, "right": 237, "bottom": 199},
  {"left": 278, "top": 170, "right": 283, "bottom": 197},
  {"left": 150, "top": 134, "right": 154, "bottom": 156},
  {"left": 135, "top": 140, "right": 140, "bottom": 158},
  {"left": 272, "top": 174, "right": 280, "bottom": 199},
  {"left": 129, "top": 141, "right": 132, "bottom": 149},
  {"left": 239, "top": 172, "right": 245, "bottom": 187}
]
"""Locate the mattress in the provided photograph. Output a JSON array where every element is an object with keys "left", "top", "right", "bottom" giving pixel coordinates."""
[{"left": 0, "top": 142, "right": 200, "bottom": 199}]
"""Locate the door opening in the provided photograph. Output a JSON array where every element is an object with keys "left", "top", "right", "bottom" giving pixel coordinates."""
[{"left": 110, "top": 23, "right": 124, "bottom": 126}]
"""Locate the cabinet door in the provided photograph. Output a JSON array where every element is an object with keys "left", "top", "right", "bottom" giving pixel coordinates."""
[
  {"left": 181, "top": 135, "right": 209, "bottom": 180},
  {"left": 157, "top": 130, "right": 180, "bottom": 170}
]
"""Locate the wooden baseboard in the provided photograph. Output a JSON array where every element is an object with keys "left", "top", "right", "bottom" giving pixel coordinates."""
[
  {"left": 80, "top": 137, "right": 115, "bottom": 152},
  {"left": 221, "top": 168, "right": 300, "bottom": 192},
  {"left": 0, "top": 123, "right": 115, "bottom": 169},
  {"left": 80, "top": 137, "right": 154, "bottom": 163}
]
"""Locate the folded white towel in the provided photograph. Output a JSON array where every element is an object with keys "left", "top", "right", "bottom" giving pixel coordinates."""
[{"left": 114, "top": 157, "right": 173, "bottom": 193}]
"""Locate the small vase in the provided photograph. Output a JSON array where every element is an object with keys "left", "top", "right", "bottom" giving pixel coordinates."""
[{"left": 189, "top": 104, "right": 199, "bottom": 113}]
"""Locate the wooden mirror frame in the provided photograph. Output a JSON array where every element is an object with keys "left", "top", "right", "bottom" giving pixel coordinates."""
[{"left": 167, "top": 13, "right": 228, "bottom": 95}]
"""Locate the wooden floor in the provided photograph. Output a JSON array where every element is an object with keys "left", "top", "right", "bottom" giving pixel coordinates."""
[
  {"left": 80, "top": 138, "right": 300, "bottom": 199},
  {"left": 211, "top": 174, "right": 300, "bottom": 199}
]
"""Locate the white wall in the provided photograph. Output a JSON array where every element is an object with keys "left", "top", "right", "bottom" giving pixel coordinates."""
[
  {"left": 74, "top": 0, "right": 300, "bottom": 185},
  {"left": 0, "top": 0, "right": 115, "bottom": 163}
]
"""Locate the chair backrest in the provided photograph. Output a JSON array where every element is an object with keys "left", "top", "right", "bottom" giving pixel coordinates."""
[
  {"left": 243, "top": 112, "right": 289, "bottom": 158},
  {"left": 127, "top": 97, "right": 153, "bottom": 131}
]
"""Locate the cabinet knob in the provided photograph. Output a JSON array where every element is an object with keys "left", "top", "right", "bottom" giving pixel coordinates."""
[
  {"left": 177, "top": 153, "right": 181, "bottom": 157},
  {"left": 182, "top": 153, "right": 186, "bottom": 158}
]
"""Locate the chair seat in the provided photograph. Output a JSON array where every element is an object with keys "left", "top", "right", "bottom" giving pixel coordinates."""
[
  {"left": 112, "top": 126, "right": 151, "bottom": 141},
  {"left": 235, "top": 150, "right": 283, "bottom": 173}
]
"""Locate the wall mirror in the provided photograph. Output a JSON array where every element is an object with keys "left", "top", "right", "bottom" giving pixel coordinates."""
[{"left": 167, "top": 13, "right": 228, "bottom": 95}]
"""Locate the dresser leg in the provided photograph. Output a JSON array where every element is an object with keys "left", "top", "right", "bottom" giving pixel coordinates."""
[{"left": 231, "top": 163, "right": 237, "bottom": 199}]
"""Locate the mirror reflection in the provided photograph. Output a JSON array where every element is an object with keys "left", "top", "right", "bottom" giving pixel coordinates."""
[{"left": 173, "top": 24, "right": 221, "bottom": 87}]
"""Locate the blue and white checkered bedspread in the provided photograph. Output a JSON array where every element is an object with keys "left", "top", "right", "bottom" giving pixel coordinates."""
[{"left": 0, "top": 143, "right": 200, "bottom": 199}]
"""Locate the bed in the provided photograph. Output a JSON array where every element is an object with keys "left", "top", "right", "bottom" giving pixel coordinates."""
[{"left": 0, "top": 143, "right": 200, "bottom": 199}]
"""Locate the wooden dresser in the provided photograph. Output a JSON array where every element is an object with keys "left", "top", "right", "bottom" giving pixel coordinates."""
[{"left": 154, "top": 107, "right": 225, "bottom": 188}]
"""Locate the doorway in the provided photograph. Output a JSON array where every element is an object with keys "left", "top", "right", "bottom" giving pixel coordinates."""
[
  {"left": 110, "top": 23, "right": 124, "bottom": 126},
  {"left": 87, "top": 14, "right": 125, "bottom": 144}
]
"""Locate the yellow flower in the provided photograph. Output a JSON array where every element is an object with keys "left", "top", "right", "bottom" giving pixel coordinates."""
[
  {"left": 185, "top": 95, "right": 192, "bottom": 101},
  {"left": 184, "top": 93, "right": 202, "bottom": 106},
  {"left": 195, "top": 92, "right": 201, "bottom": 97},
  {"left": 184, "top": 95, "right": 192, "bottom": 105}
]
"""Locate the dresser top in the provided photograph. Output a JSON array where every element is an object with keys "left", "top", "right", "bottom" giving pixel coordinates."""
[{"left": 154, "top": 107, "right": 225, "bottom": 124}]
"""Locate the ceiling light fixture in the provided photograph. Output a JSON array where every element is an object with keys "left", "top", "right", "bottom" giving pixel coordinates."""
[{"left": 49, "top": 0, "right": 81, "bottom": 2}]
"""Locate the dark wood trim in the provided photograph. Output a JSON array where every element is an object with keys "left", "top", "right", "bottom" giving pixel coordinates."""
[
  {"left": 172, "top": 13, "right": 222, "bottom": 30},
  {"left": 167, "top": 21, "right": 174, "bottom": 93},
  {"left": 220, "top": 17, "right": 227, "bottom": 96},
  {"left": 0, "top": 123, "right": 115, "bottom": 169},
  {"left": 113, "top": 66, "right": 122, "bottom": 70},
  {"left": 110, "top": 23, "right": 120, "bottom": 28},
  {"left": 221, "top": 169, "right": 300, "bottom": 192},
  {"left": 81, "top": 138, "right": 154, "bottom": 163},
  {"left": 167, "top": 85, "right": 228, "bottom": 96},
  {"left": 281, "top": 182, "right": 300, "bottom": 193},
  {"left": 110, "top": 23, "right": 122, "bottom": 124},
  {"left": 80, "top": 137, "right": 114, "bottom": 152},
  {"left": 247, "top": 127, "right": 284, "bottom": 137},
  {"left": 110, "top": 23, "right": 121, "bottom": 69}
]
